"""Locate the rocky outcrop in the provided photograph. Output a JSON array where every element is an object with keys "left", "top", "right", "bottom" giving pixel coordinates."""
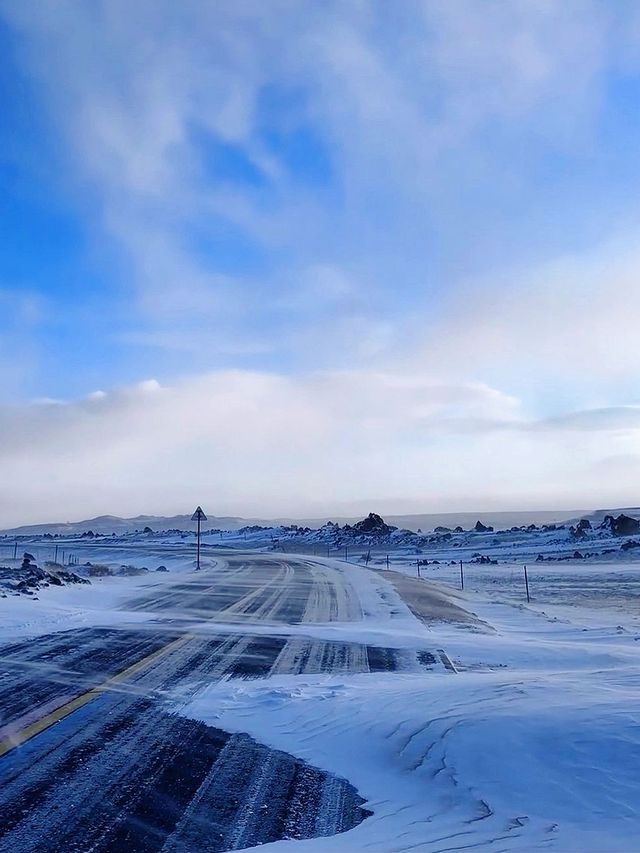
[
  {"left": 474, "top": 521, "right": 494, "bottom": 533},
  {"left": 0, "top": 563, "right": 90, "bottom": 597},
  {"left": 351, "top": 513, "right": 396, "bottom": 536},
  {"left": 600, "top": 514, "right": 640, "bottom": 536},
  {"left": 470, "top": 553, "right": 497, "bottom": 564}
]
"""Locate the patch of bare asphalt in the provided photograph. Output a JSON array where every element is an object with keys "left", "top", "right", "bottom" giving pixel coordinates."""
[{"left": 379, "top": 570, "right": 494, "bottom": 633}]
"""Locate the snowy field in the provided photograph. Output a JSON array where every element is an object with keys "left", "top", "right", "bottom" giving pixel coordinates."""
[
  {"left": 175, "top": 561, "right": 640, "bottom": 852},
  {"left": 386, "top": 557, "right": 640, "bottom": 630},
  {"left": 0, "top": 540, "right": 218, "bottom": 642},
  {"left": 0, "top": 532, "right": 639, "bottom": 851}
]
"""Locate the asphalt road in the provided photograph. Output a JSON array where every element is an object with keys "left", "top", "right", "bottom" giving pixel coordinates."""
[{"left": 0, "top": 554, "right": 436, "bottom": 852}]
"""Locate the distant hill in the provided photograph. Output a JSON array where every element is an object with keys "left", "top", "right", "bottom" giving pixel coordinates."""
[
  {"left": 0, "top": 508, "right": 587, "bottom": 537},
  {"left": 0, "top": 514, "right": 248, "bottom": 536}
]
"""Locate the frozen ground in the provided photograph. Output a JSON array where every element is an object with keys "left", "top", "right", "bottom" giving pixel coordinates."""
[
  {"left": 384, "top": 558, "right": 640, "bottom": 631},
  {"left": 0, "top": 533, "right": 638, "bottom": 851},
  {"left": 177, "top": 561, "right": 640, "bottom": 853},
  {"left": 0, "top": 541, "right": 211, "bottom": 644}
]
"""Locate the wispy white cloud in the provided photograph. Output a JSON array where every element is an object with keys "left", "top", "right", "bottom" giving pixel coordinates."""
[
  {"left": 0, "top": 289, "right": 47, "bottom": 399},
  {"left": 0, "top": 0, "right": 622, "bottom": 364},
  {"left": 410, "top": 235, "right": 640, "bottom": 403},
  {"left": 2, "top": 2, "right": 640, "bottom": 519},
  {"left": 2, "top": 369, "right": 640, "bottom": 526}
]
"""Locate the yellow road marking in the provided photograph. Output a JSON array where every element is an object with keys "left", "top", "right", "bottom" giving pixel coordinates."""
[
  {"left": 0, "top": 562, "right": 284, "bottom": 758},
  {"left": 0, "top": 634, "right": 191, "bottom": 758}
]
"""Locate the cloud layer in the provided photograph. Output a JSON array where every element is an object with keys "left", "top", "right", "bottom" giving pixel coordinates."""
[
  {"left": 3, "top": 0, "right": 634, "bottom": 369},
  {"left": 2, "top": 371, "right": 640, "bottom": 526},
  {"left": 2, "top": 2, "right": 640, "bottom": 522}
]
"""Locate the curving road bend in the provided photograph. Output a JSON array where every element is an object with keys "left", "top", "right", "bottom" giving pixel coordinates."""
[{"left": 0, "top": 553, "right": 434, "bottom": 852}]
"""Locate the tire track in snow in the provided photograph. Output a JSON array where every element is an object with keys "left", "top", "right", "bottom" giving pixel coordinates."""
[{"left": 0, "top": 556, "right": 379, "bottom": 852}]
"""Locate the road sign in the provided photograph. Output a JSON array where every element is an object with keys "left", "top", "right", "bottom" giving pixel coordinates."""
[
  {"left": 192, "top": 506, "right": 207, "bottom": 570},
  {"left": 191, "top": 506, "right": 207, "bottom": 522}
]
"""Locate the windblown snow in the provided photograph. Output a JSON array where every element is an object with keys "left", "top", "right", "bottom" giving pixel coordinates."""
[{"left": 0, "top": 512, "right": 639, "bottom": 851}]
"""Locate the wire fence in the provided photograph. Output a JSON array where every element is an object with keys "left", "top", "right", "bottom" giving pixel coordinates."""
[{"left": 0, "top": 541, "right": 81, "bottom": 566}]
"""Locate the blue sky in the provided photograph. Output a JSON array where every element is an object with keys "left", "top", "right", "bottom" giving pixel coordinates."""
[{"left": 2, "top": 1, "right": 640, "bottom": 525}]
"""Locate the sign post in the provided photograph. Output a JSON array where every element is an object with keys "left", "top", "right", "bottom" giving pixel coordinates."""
[{"left": 191, "top": 506, "right": 207, "bottom": 571}]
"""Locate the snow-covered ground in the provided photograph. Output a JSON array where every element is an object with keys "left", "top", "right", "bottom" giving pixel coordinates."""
[
  {"left": 1, "top": 527, "right": 639, "bottom": 851},
  {"left": 387, "top": 558, "right": 640, "bottom": 630},
  {"left": 0, "top": 541, "right": 223, "bottom": 642},
  {"left": 0, "top": 573, "right": 163, "bottom": 643},
  {"left": 177, "top": 563, "right": 640, "bottom": 852}
]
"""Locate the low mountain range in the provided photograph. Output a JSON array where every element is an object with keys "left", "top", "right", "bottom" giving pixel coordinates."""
[{"left": 0, "top": 508, "right": 592, "bottom": 537}]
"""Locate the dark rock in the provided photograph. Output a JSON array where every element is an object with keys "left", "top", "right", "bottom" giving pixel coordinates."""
[
  {"left": 352, "top": 513, "right": 396, "bottom": 536},
  {"left": 474, "top": 521, "right": 494, "bottom": 533},
  {"left": 621, "top": 540, "right": 640, "bottom": 551},
  {"left": 601, "top": 514, "right": 640, "bottom": 537},
  {"left": 156, "top": 565, "right": 169, "bottom": 572},
  {"left": 535, "top": 554, "right": 544, "bottom": 561},
  {"left": 569, "top": 525, "right": 587, "bottom": 539},
  {"left": 54, "top": 570, "right": 90, "bottom": 585}
]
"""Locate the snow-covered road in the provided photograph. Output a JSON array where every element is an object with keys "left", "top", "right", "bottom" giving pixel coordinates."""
[
  {"left": 0, "top": 553, "right": 443, "bottom": 852},
  {"left": 0, "top": 548, "right": 638, "bottom": 852}
]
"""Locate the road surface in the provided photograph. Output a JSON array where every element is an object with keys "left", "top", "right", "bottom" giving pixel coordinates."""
[{"left": 0, "top": 553, "right": 437, "bottom": 852}]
